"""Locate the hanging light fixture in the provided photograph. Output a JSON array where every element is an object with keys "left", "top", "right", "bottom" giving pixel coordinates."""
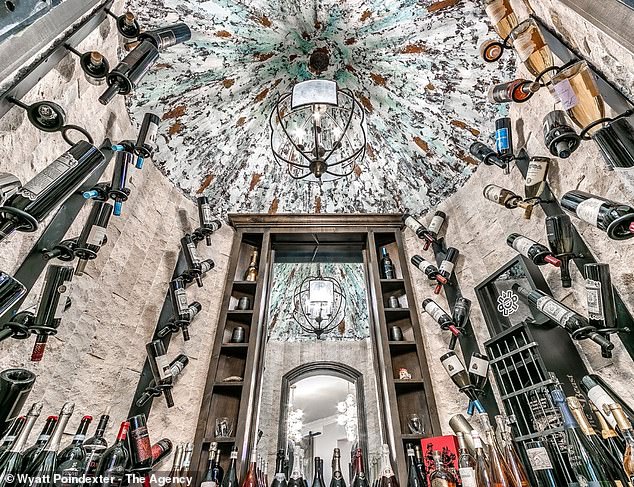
[{"left": 269, "top": 79, "right": 366, "bottom": 182}]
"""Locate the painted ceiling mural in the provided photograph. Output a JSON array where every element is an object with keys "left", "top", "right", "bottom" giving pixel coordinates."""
[{"left": 128, "top": 0, "right": 513, "bottom": 215}]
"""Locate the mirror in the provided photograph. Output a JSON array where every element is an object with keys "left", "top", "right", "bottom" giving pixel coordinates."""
[{"left": 255, "top": 239, "right": 383, "bottom": 478}]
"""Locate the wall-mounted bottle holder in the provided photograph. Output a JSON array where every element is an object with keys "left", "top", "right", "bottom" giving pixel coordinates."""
[
  {"left": 104, "top": 8, "right": 141, "bottom": 38},
  {"left": 42, "top": 238, "right": 78, "bottom": 262},
  {"left": 64, "top": 44, "right": 110, "bottom": 86}
]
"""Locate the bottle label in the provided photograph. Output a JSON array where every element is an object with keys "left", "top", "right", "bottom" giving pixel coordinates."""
[
  {"left": 38, "top": 434, "right": 50, "bottom": 442},
  {"left": 54, "top": 281, "right": 73, "bottom": 319},
  {"left": 483, "top": 185, "right": 507, "bottom": 205},
  {"left": 157, "top": 31, "right": 178, "bottom": 49},
  {"left": 535, "top": 296, "right": 574, "bottom": 325},
  {"left": 554, "top": 79, "right": 579, "bottom": 110},
  {"left": 403, "top": 215, "right": 421, "bottom": 234},
  {"left": 130, "top": 425, "right": 151, "bottom": 462},
  {"left": 201, "top": 203, "right": 213, "bottom": 224},
  {"left": 416, "top": 259, "right": 434, "bottom": 273},
  {"left": 170, "top": 360, "right": 186, "bottom": 378},
  {"left": 485, "top": 0, "right": 512, "bottom": 23},
  {"left": 495, "top": 127, "right": 510, "bottom": 152},
  {"left": 526, "top": 446, "right": 553, "bottom": 471},
  {"left": 18, "top": 152, "right": 78, "bottom": 200},
  {"left": 145, "top": 121, "right": 159, "bottom": 147},
  {"left": 86, "top": 225, "right": 107, "bottom": 247},
  {"left": 200, "top": 482, "right": 217, "bottom": 487},
  {"left": 586, "top": 385, "right": 618, "bottom": 428},
  {"left": 156, "top": 354, "right": 172, "bottom": 380},
  {"left": 439, "top": 260, "right": 454, "bottom": 275},
  {"left": 512, "top": 236, "right": 536, "bottom": 258},
  {"left": 441, "top": 354, "right": 465, "bottom": 377},
  {"left": 73, "top": 434, "right": 86, "bottom": 442},
  {"left": 428, "top": 215, "right": 444, "bottom": 234},
  {"left": 513, "top": 26, "right": 546, "bottom": 62},
  {"left": 425, "top": 301, "right": 446, "bottom": 323},
  {"left": 188, "top": 241, "right": 201, "bottom": 265},
  {"left": 175, "top": 287, "right": 188, "bottom": 314},
  {"left": 468, "top": 356, "right": 489, "bottom": 378},
  {"left": 575, "top": 197, "right": 605, "bottom": 226},
  {"left": 526, "top": 158, "right": 548, "bottom": 187},
  {"left": 230, "top": 450, "right": 238, "bottom": 459},
  {"left": 586, "top": 279, "right": 604, "bottom": 320},
  {"left": 458, "top": 467, "right": 476, "bottom": 487},
  {"left": 275, "top": 474, "right": 286, "bottom": 482},
  {"left": 431, "top": 480, "right": 450, "bottom": 487}
]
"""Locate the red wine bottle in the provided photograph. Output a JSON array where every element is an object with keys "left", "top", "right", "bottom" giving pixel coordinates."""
[
  {"left": 427, "top": 211, "right": 446, "bottom": 240},
  {"left": 543, "top": 110, "right": 580, "bottom": 159},
  {"left": 56, "top": 415, "right": 93, "bottom": 486},
  {"left": 488, "top": 79, "right": 540, "bottom": 103},
  {"left": 81, "top": 412, "right": 110, "bottom": 481},
  {"left": 468, "top": 353, "right": 490, "bottom": 391},
  {"left": 128, "top": 414, "right": 152, "bottom": 472},
  {"left": 561, "top": 190, "right": 634, "bottom": 240},
  {"left": 483, "top": 184, "right": 533, "bottom": 218},
  {"left": 151, "top": 438, "right": 173, "bottom": 466},
  {"left": 242, "top": 449, "right": 259, "bottom": 487},
  {"left": 0, "top": 141, "right": 104, "bottom": 242},
  {"left": 585, "top": 263, "right": 617, "bottom": 330},
  {"left": 0, "top": 272, "right": 26, "bottom": 320},
  {"left": 330, "top": 448, "right": 346, "bottom": 487},
  {"left": 181, "top": 234, "right": 214, "bottom": 287},
  {"left": 195, "top": 196, "right": 222, "bottom": 246},
  {"left": 74, "top": 201, "right": 113, "bottom": 276},
  {"left": 410, "top": 255, "right": 447, "bottom": 284},
  {"left": 23, "top": 402, "right": 75, "bottom": 487},
  {"left": 20, "top": 415, "right": 58, "bottom": 470},
  {"left": 221, "top": 446, "right": 239, "bottom": 487},
  {"left": 95, "top": 421, "right": 129, "bottom": 487},
  {"left": 146, "top": 340, "right": 175, "bottom": 407},
  {"left": 402, "top": 214, "right": 434, "bottom": 250},
  {"left": 136, "top": 354, "right": 189, "bottom": 407},
  {"left": 201, "top": 444, "right": 224, "bottom": 487},
  {"left": 133, "top": 112, "right": 160, "bottom": 169},
  {"left": 495, "top": 117, "right": 513, "bottom": 160},
  {"left": 434, "top": 247, "right": 459, "bottom": 294},
  {"left": 30, "top": 265, "right": 74, "bottom": 362},
  {"left": 545, "top": 214, "right": 575, "bottom": 287},
  {"left": 0, "top": 403, "right": 42, "bottom": 486},
  {"left": 470, "top": 142, "right": 507, "bottom": 169},
  {"left": 423, "top": 299, "right": 461, "bottom": 337},
  {"left": 506, "top": 233, "right": 561, "bottom": 267},
  {"left": 513, "top": 284, "right": 615, "bottom": 356}
]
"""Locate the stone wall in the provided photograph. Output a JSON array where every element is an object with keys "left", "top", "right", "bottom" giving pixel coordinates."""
[
  {"left": 0, "top": 1, "right": 233, "bottom": 447},
  {"left": 403, "top": 0, "right": 634, "bottom": 433}
]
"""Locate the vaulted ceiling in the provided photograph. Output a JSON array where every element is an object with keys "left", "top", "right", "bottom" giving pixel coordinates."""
[{"left": 128, "top": 0, "right": 513, "bottom": 215}]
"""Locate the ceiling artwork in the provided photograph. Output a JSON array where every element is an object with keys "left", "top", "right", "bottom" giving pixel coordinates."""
[{"left": 128, "top": 0, "right": 514, "bottom": 215}]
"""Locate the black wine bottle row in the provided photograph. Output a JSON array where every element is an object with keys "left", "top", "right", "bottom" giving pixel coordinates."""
[{"left": 561, "top": 190, "right": 634, "bottom": 240}]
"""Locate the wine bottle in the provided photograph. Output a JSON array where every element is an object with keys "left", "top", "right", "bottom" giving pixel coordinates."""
[
  {"left": 607, "top": 404, "right": 634, "bottom": 482},
  {"left": 352, "top": 449, "right": 369, "bottom": 487},
  {"left": 469, "top": 142, "right": 507, "bottom": 169},
  {"left": 94, "top": 421, "right": 129, "bottom": 487},
  {"left": 74, "top": 201, "right": 113, "bottom": 276},
  {"left": 137, "top": 23, "right": 191, "bottom": 51},
  {"left": 545, "top": 215, "right": 575, "bottom": 288},
  {"left": 264, "top": 458, "right": 270, "bottom": 487},
  {"left": 21, "top": 415, "right": 58, "bottom": 470},
  {"left": 413, "top": 445, "right": 426, "bottom": 483},
  {"left": 195, "top": 196, "right": 222, "bottom": 246},
  {"left": 581, "top": 376, "right": 622, "bottom": 430},
  {"left": 134, "top": 112, "right": 160, "bottom": 169},
  {"left": 146, "top": 339, "right": 174, "bottom": 407},
  {"left": 201, "top": 443, "right": 222, "bottom": 487},
  {"left": 169, "top": 277, "right": 201, "bottom": 341},
  {"left": 402, "top": 214, "right": 435, "bottom": 250},
  {"left": 406, "top": 445, "right": 426, "bottom": 487},
  {"left": 506, "top": 234, "right": 561, "bottom": 267},
  {"left": 479, "top": 414, "right": 514, "bottom": 487},
  {"left": 0, "top": 403, "right": 41, "bottom": 475},
  {"left": 423, "top": 299, "right": 460, "bottom": 337},
  {"left": 524, "top": 440, "right": 559, "bottom": 487},
  {"left": 488, "top": 79, "right": 540, "bottom": 104},
  {"left": 410, "top": 256, "right": 447, "bottom": 284},
  {"left": 57, "top": 415, "right": 92, "bottom": 466},
  {"left": 495, "top": 117, "right": 514, "bottom": 160},
  {"left": 128, "top": 414, "right": 152, "bottom": 472},
  {"left": 0, "top": 272, "right": 26, "bottom": 320},
  {"left": 136, "top": 354, "right": 189, "bottom": 407},
  {"left": 181, "top": 233, "right": 214, "bottom": 287},
  {"left": 108, "top": 151, "right": 133, "bottom": 216},
  {"left": 0, "top": 141, "right": 105, "bottom": 243},
  {"left": 319, "top": 458, "right": 326, "bottom": 487},
  {"left": 509, "top": 18, "right": 554, "bottom": 80},
  {"left": 484, "top": 0, "right": 518, "bottom": 39},
  {"left": 552, "top": 387, "right": 614, "bottom": 486},
  {"left": 452, "top": 297, "right": 471, "bottom": 330},
  {"left": 288, "top": 446, "right": 303, "bottom": 487},
  {"left": 525, "top": 156, "right": 550, "bottom": 200},
  {"left": 378, "top": 444, "right": 398, "bottom": 487},
  {"left": 468, "top": 353, "right": 489, "bottom": 391},
  {"left": 30, "top": 265, "right": 75, "bottom": 362},
  {"left": 242, "top": 449, "right": 259, "bottom": 487},
  {"left": 543, "top": 110, "right": 580, "bottom": 159},
  {"left": 151, "top": 438, "right": 173, "bottom": 466},
  {"left": 0, "top": 369, "right": 36, "bottom": 435},
  {"left": 81, "top": 412, "right": 109, "bottom": 481},
  {"left": 272, "top": 450, "right": 288, "bottom": 487},
  {"left": 221, "top": 446, "right": 239, "bottom": 487},
  {"left": 178, "top": 442, "right": 193, "bottom": 485},
  {"left": 169, "top": 444, "right": 184, "bottom": 480},
  {"left": 472, "top": 430, "right": 493, "bottom": 487},
  {"left": 456, "top": 433, "right": 476, "bottom": 487},
  {"left": 244, "top": 250, "right": 259, "bottom": 282},
  {"left": 591, "top": 404, "right": 625, "bottom": 462},
  {"left": 440, "top": 351, "right": 475, "bottom": 399},
  {"left": 0, "top": 172, "right": 21, "bottom": 205},
  {"left": 428, "top": 211, "right": 446, "bottom": 240},
  {"left": 331, "top": 448, "right": 346, "bottom": 487},
  {"left": 434, "top": 247, "right": 458, "bottom": 294},
  {"left": 513, "top": 284, "right": 614, "bottom": 355},
  {"left": 566, "top": 397, "right": 629, "bottom": 486},
  {"left": 483, "top": 184, "right": 533, "bottom": 218},
  {"left": 585, "top": 264, "right": 617, "bottom": 330},
  {"left": 312, "top": 458, "right": 323, "bottom": 487},
  {"left": 495, "top": 416, "right": 529, "bottom": 487},
  {"left": 429, "top": 450, "right": 456, "bottom": 487},
  {"left": 380, "top": 248, "right": 396, "bottom": 280},
  {"left": 561, "top": 190, "right": 634, "bottom": 241},
  {"left": 0, "top": 417, "right": 25, "bottom": 456},
  {"left": 22, "top": 402, "right": 74, "bottom": 487}
]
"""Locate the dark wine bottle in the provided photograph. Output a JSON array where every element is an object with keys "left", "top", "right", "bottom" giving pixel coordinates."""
[
  {"left": 57, "top": 415, "right": 92, "bottom": 465},
  {"left": 0, "top": 403, "right": 42, "bottom": 487},
  {"left": 585, "top": 263, "right": 617, "bottom": 330},
  {"left": 137, "top": 23, "right": 192, "bottom": 51},
  {"left": 427, "top": 211, "right": 446, "bottom": 240},
  {"left": 0, "top": 369, "right": 36, "bottom": 435},
  {"left": 330, "top": 448, "right": 346, "bottom": 487},
  {"left": 0, "top": 272, "right": 26, "bottom": 320},
  {"left": 468, "top": 353, "right": 489, "bottom": 391},
  {"left": 30, "top": 265, "right": 74, "bottom": 362},
  {"left": 146, "top": 339, "right": 175, "bottom": 407},
  {"left": 181, "top": 233, "right": 214, "bottom": 287},
  {"left": 495, "top": 117, "right": 514, "bottom": 160},
  {"left": 543, "top": 110, "right": 580, "bottom": 159},
  {"left": 221, "top": 446, "right": 239, "bottom": 487},
  {"left": 545, "top": 215, "right": 575, "bottom": 288},
  {"left": 352, "top": 449, "right": 369, "bottom": 487},
  {"left": 272, "top": 449, "right": 287, "bottom": 487},
  {"left": 74, "top": 201, "right": 113, "bottom": 276},
  {"left": 410, "top": 256, "right": 447, "bottom": 284},
  {"left": 402, "top": 214, "right": 435, "bottom": 250},
  {"left": 169, "top": 277, "right": 201, "bottom": 341},
  {"left": 423, "top": 299, "right": 460, "bottom": 337},
  {"left": 470, "top": 142, "right": 507, "bottom": 169},
  {"left": 23, "top": 402, "right": 74, "bottom": 487},
  {"left": 201, "top": 443, "right": 222, "bottom": 487},
  {"left": 524, "top": 441, "right": 559, "bottom": 487},
  {"left": 108, "top": 151, "right": 133, "bottom": 216},
  {"left": 95, "top": 421, "right": 129, "bottom": 487},
  {"left": 561, "top": 190, "right": 634, "bottom": 240},
  {"left": 136, "top": 354, "right": 189, "bottom": 407},
  {"left": 378, "top": 444, "right": 399, "bottom": 487},
  {"left": 434, "top": 247, "right": 459, "bottom": 294},
  {"left": 0, "top": 417, "right": 25, "bottom": 456},
  {"left": 81, "top": 412, "right": 110, "bottom": 481},
  {"left": 405, "top": 445, "right": 425, "bottom": 487},
  {"left": 180, "top": 442, "right": 194, "bottom": 481},
  {"left": 488, "top": 79, "right": 540, "bottom": 103},
  {"left": 513, "top": 284, "right": 614, "bottom": 356},
  {"left": 0, "top": 141, "right": 104, "bottom": 243},
  {"left": 134, "top": 112, "right": 160, "bottom": 169},
  {"left": 196, "top": 196, "right": 222, "bottom": 246},
  {"left": 507, "top": 233, "right": 561, "bottom": 267},
  {"left": 524, "top": 156, "right": 550, "bottom": 200},
  {"left": 440, "top": 351, "right": 476, "bottom": 400},
  {"left": 168, "top": 444, "right": 184, "bottom": 480},
  {"left": 380, "top": 248, "right": 396, "bottom": 280},
  {"left": 128, "top": 414, "right": 152, "bottom": 472},
  {"left": 413, "top": 446, "right": 426, "bottom": 483},
  {"left": 452, "top": 297, "right": 471, "bottom": 329},
  {"left": 151, "top": 438, "right": 173, "bottom": 466},
  {"left": 21, "top": 415, "right": 58, "bottom": 470}
]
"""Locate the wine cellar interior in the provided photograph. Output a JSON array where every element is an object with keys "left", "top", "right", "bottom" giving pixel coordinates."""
[{"left": 1, "top": 0, "right": 634, "bottom": 487}]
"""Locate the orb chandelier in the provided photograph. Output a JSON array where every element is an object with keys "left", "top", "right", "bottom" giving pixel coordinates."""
[
  {"left": 269, "top": 79, "right": 366, "bottom": 183},
  {"left": 292, "top": 266, "right": 346, "bottom": 339}
]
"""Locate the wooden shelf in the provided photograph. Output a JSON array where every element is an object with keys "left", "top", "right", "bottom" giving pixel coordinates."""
[
  {"left": 384, "top": 308, "right": 411, "bottom": 323},
  {"left": 380, "top": 279, "right": 406, "bottom": 293},
  {"left": 213, "top": 381, "right": 244, "bottom": 388},
  {"left": 388, "top": 341, "right": 417, "bottom": 348},
  {"left": 225, "top": 310, "right": 254, "bottom": 324},
  {"left": 401, "top": 434, "right": 426, "bottom": 441},
  {"left": 202, "top": 437, "right": 236, "bottom": 445},
  {"left": 221, "top": 343, "right": 249, "bottom": 349}
]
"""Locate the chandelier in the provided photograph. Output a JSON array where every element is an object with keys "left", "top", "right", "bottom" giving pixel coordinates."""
[
  {"left": 269, "top": 79, "right": 366, "bottom": 182},
  {"left": 336, "top": 393, "right": 358, "bottom": 442},
  {"left": 292, "top": 266, "right": 346, "bottom": 339}
]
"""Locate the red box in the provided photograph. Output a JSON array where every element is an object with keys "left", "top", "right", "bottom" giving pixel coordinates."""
[{"left": 421, "top": 435, "right": 459, "bottom": 483}]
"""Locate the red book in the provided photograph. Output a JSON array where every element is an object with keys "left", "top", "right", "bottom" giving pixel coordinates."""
[{"left": 421, "top": 435, "right": 459, "bottom": 484}]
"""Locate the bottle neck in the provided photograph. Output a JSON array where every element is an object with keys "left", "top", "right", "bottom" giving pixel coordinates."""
[
  {"left": 45, "top": 406, "right": 74, "bottom": 452},
  {"left": 116, "top": 421, "right": 129, "bottom": 442},
  {"left": 73, "top": 417, "right": 93, "bottom": 444},
  {"left": 10, "top": 411, "right": 40, "bottom": 453}
]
